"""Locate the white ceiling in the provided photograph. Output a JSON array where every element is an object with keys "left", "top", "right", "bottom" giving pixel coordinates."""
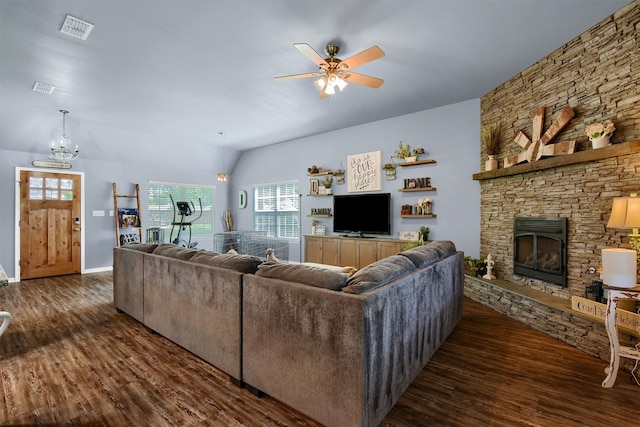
[{"left": 0, "top": 0, "right": 631, "bottom": 161}]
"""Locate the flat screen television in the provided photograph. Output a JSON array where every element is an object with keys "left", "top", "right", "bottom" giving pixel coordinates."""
[{"left": 333, "top": 193, "right": 391, "bottom": 237}]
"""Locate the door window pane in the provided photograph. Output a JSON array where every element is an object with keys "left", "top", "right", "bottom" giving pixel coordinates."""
[
  {"left": 46, "top": 190, "right": 59, "bottom": 200},
  {"left": 45, "top": 178, "right": 59, "bottom": 189},
  {"left": 30, "top": 189, "right": 43, "bottom": 200},
  {"left": 60, "top": 179, "right": 73, "bottom": 190},
  {"left": 30, "top": 177, "right": 43, "bottom": 188}
]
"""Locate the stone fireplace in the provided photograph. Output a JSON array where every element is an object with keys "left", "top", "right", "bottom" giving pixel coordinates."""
[
  {"left": 466, "top": 2, "right": 640, "bottom": 368},
  {"left": 476, "top": 2, "right": 640, "bottom": 300},
  {"left": 513, "top": 217, "right": 567, "bottom": 287}
]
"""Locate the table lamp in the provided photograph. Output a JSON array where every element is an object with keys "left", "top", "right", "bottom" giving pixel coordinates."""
[{"left": 603, "top": 194, "right": 640, "bottom": 288}]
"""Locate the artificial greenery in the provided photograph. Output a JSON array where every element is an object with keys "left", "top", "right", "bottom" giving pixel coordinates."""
[
  {"left": 464, "top": 256, "right": 487, "bottom": 277},
  {"left": 481, "top": 122, "right": 501, "bottom": 155}
]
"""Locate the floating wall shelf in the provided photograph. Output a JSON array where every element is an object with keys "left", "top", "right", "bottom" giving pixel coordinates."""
[{"left": 397, "top": 159, "right": 437, "bottom": 167}]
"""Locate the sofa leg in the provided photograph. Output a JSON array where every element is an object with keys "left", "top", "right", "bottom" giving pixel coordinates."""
[
  {"left": 229, "top": 377, "right": 244, "bottom": 388},
  {"left": 245, "top": 384, "right": 264, "bottom": 397}
]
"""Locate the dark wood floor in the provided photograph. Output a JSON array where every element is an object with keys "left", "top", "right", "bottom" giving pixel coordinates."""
[{"left": 1, "top": 272, "right": 638, "bottom": 426}]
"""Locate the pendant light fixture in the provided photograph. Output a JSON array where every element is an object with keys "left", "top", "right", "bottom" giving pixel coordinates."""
[
  {"left": 217, "top": 131, "right": 228, "bottom": 182},
  {"left": 50, "top": 109, "right": 79, "bottom": 163}
]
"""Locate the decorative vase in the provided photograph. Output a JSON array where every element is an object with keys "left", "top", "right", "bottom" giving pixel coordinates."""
[
  {"left": 485, "top": 155, "right": 498, "bottom": 171},
  {"left": 590, "top": 135, "right": 610, "bottom": 149},
  {"left": 405, "top": 156, "right": 417, "bottom": 163},
  {"left": 325, "top": 187, "right": 332, "bottom": 195}
]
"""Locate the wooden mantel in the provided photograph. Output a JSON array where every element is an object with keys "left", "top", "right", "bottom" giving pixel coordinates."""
[{"left": 473, "top": 140, "right": 640, "bottom": 181}]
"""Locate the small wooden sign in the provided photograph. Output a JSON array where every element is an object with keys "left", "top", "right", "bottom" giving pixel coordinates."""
[
  {"left": 32, "top": 160, "right": 72, "bottom": 169},
  {"left": 571, "top": 296, "right": 640, "bottom": 337}
]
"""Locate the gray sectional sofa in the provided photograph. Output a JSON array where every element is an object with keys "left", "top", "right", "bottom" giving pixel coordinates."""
[{"left": 113, "top": 240, "right": 464, "bottom": 427}]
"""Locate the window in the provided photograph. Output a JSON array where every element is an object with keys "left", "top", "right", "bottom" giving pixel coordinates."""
[
  {"left": 148, "top": 181, "right": 215, "bottom": 250},
  {"left": 254, "top": 181, "right": 300, "bottom": 239}
]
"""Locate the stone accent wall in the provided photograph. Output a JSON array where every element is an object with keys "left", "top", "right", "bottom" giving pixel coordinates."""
[{"left": 479, "top": 1, "right": 640, "bottom": 299}]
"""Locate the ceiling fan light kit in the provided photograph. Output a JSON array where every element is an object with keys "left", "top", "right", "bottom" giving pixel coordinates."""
[{"left": 275, "top": 43, "right": 385, "bottom": 99}]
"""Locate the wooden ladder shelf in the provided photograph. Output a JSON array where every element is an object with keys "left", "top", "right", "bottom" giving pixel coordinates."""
[{"left": 112, "top": 183, "right": 142, "bottom": 247}]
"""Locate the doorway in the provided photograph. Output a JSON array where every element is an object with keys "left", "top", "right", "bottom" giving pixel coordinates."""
[{"left": 17, "top": 168, "right": 84, "bottom": 280}]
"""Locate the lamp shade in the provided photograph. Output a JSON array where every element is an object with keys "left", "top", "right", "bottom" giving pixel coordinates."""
[
  {"left": 607, "top": 196, "right": 640, "bottom": 229},
  {"left": 601, "top": 248, "right": 637, "bottom": 288}
]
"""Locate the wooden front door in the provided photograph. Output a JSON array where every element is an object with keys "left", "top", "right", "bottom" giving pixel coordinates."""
[{"left": 19, "top": 170, "right": 81, "bottom": 280}]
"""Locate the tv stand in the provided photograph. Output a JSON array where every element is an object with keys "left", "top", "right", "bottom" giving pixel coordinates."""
[{"left": 304, "top": 235, "right": 408, "bottom": 269}]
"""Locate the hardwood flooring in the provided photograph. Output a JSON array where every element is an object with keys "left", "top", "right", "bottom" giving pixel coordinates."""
[{"left": 1, "top": 272, "right": 638, "bottom": 426}]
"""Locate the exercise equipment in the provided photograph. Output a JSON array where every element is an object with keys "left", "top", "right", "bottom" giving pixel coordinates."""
[{"left": 169, "top": 194, "right": 202, "bottom": 248}]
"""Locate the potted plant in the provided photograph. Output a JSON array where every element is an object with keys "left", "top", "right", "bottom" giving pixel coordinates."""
[
  {"left": 322, "top": 176, "right": 333, "bottom": 194},
  {"left": 395, "top": 142, "right": 425, "bottom": 162},
  {"left": 419, "top": 226, "right": 429, "bottom": 242},
  {"left": 481, "top": 122, "right": 500, "bottom": 171},
  {"left": 585, "top": 120, "right": 615, "bottom": 149},
  {"left": 464, "top": 256, "right": 487, "bottom": 277},
  {"left": 333, "top": 169, "right": 345, "bottom": 184},
  {"left": 383, "top": 157, "right": 396, "bottom": 180}
]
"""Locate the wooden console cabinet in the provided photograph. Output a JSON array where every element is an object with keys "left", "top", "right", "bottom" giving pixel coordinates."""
[{"left": 304, "top": 235, "right": 408, "bottom": 269}]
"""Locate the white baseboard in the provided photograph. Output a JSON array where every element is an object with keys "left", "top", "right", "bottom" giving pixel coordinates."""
[{"left": 83, "top": 266, "right": 113, "bottom": 274}]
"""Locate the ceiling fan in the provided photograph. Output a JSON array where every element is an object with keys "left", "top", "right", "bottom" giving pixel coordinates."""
[{"left": 275, "top": 43, "right": 385, "bottom": 98}]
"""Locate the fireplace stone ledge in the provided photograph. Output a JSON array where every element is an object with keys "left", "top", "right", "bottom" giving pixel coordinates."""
[{"left": 464, "top": 275, "right": 639, "bottom": 373}]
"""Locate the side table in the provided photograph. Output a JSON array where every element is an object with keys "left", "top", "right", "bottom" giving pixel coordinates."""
[{"left": 602, "top": 286, "right": 640, "bottom": 388}]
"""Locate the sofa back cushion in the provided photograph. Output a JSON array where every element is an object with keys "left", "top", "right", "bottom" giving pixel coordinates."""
[
  {"left": 255, "top": 262, "right": 349, "bottom": 291},
  {"left": 342, "top": 254, "right": 416, "bottom": 294},
  {"left": 120, "top": 243, "right": 158, "bottom": 253},
  {"left": 189, "top": 250, "right": 221, "bottom": 267},
  {"left": 207, "top": 253, "right": 263, "bottom": 274},
  {"left": 399, "top": 240, "right": 457, "bottom": 268},
  {"left": 152, "top": 244, "right": 199, "bottom": 261}
]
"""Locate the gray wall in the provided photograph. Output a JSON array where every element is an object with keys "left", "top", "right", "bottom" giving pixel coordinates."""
[
  {"left": 1, "top": 98, "right": 480, "bottom": 279},
  {"left": 0, "top": 146, "right": 232, "bottom": 279},
  {"left": 231, "top": 99, "right": 481, "bottom": 262}
]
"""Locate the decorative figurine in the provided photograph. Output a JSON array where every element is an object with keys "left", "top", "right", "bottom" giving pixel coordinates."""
[{"left": 483, "top": 254, "right": 496, "bottom": 280}]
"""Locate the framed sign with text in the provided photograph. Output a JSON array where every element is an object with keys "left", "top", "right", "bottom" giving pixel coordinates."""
[{"left": 347, "top": 150, "right": 381, "bottom": 192}]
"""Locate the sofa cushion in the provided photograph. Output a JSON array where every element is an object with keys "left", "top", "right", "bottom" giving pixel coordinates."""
[
  {"left": 152, "top": 244, "right": 199, "bottom": 261},
  {"left": 207, "top": 253, "right": 263, "bottom": 274},
  {"left": 256, "top": 262, "right": 349, "bottom": 291},
  {"left": 121, "top": 243, "right": 158, "bottom": 253},
  {"left": 399, "top": 240, "right": 457, "bottom": 268},
  {"left": 189, "top": 250, "right": 222, "bottom": 266},
  {"left": 342, "top": 254, "right": 416, "bottom": 294}
]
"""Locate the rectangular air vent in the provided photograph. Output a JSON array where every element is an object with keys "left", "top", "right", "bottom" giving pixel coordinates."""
[
  {"left": 32, "top": 81, "right": 56, "bottom": 94},
  {"left": 60, "top": 15, "right": 94, "bottom": 40}
]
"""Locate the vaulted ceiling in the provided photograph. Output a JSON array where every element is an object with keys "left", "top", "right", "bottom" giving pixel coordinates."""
[{"left": 0, "top": 1, "right": 631, "bottom": 163}]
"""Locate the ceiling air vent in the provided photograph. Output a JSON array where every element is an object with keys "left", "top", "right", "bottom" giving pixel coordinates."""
[
  {"left": 33, "top": 81, "right": 55, "bottom": 94},
  {"left": 60, "top": 15, "right": 94, "bottom": 40}
]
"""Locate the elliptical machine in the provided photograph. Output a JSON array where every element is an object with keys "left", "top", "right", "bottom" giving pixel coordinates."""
[{"left": 169, "top": 194, "right": 202, "bottom": 248}]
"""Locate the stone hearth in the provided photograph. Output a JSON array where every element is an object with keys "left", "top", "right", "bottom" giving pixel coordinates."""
[{"left": 464, "top": 275, "right": 639, "bottom": 372}]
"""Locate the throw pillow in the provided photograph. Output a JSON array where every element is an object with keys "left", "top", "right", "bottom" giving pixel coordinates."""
[{"left": 342, "top": 254, "right": 416, "bottom": 294}]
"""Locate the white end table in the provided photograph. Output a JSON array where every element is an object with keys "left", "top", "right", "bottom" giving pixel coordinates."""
[{"left": 602, "top": 286, "right": 640, "bottom": 388}]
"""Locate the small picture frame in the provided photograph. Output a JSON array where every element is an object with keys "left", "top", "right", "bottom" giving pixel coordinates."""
[
  {"left": 310, "top": 179, "right": 319, "bottom": 195},
  {"left": 399, "top": 231, "right": 420, "bottom": 241}
]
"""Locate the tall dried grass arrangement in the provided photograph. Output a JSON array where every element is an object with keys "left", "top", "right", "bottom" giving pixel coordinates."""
[{"left": 481, "top": 122, "right": 501, "bottom": 155}]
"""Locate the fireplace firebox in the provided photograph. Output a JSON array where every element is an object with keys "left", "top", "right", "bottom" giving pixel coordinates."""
[{"left": 513, "top": 217, "right": 567, "bottom": 287}]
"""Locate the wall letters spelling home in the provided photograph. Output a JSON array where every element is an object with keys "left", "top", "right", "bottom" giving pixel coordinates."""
[{"left": 347, "top": 150, "right": 381, "bottom": 193}]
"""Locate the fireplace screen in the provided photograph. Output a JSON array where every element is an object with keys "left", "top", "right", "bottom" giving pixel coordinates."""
[{"left": 513, "top": 217, "right": 567, "bottom": 287}]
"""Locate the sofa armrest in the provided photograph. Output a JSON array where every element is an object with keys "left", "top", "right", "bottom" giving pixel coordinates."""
[{"left": 113, "top": 247, "right": 146, "bottom": 322}]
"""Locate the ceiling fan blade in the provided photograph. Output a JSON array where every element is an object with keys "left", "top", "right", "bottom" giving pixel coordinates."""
[
  {"left": 343, "top": 72, "right": 384, "bottom": 88},
  {"left": 341, "top": 45, "right": 385, "bottom": 70},
  {"left": 293, "top": 43, "right": 329, "bottom": 68},
  {"left": 274, "top": 72, "right": 323, "bottom": 81}
]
